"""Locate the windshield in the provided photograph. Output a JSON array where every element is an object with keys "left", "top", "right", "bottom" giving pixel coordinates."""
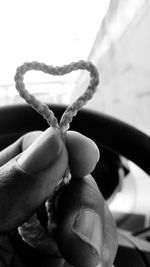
[{"left": 0, "top": 0, "right": 149, "bottom": 134}]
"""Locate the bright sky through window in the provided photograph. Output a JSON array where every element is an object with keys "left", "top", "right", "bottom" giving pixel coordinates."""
[{"left": 0, "top": 0, "right": 110, "bottom": 85}]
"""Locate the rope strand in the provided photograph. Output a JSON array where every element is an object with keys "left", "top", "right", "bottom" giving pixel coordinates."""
[{"left": 15, "top": 60, "right": 99, "bottom": 254}]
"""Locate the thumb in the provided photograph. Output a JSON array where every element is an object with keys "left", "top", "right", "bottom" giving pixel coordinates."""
[
  {"left": 17, "top": 127, "right": 63, "bottom": 173},
  {"left": 0, "top": 127, "right": 68, "bottom": 232},
  {"left": 55, "top": 175, "right": 117, "bottom": 267}
]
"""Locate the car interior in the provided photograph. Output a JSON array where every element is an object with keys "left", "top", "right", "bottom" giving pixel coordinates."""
[{"left": 0, "top": 0, "right": 150, "bottom": 266}]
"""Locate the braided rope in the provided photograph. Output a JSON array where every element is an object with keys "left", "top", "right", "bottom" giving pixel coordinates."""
[
  {"left": 14, "top": 61, "right": 99, "bottom": 132},
  {"left": 14, "top": 60, "right": 99, "bottom": 254}
]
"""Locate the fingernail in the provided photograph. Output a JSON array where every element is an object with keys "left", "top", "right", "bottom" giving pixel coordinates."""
[
  {"left": 17, "top": 127, "right": 62, "bottom": 173},
  {"left": 72, "top": 210, "right": 103, "bottom": 257}
]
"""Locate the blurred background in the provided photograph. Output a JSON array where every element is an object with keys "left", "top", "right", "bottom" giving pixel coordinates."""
[{"left": 0, "top": 0, "right": 109, "bottom": 107}]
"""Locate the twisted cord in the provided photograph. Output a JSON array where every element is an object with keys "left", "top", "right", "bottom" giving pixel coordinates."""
[{"left": 15, "top": 60, "right": 99, "bottom": 254}]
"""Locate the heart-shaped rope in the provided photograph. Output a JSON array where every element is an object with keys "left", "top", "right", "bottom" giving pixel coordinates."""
[
  {"left": 14, "top": 60, "right": 99, "bottom": 254},
  {"left": 14, "top": 60, "right": 99, "bottom": 133}
]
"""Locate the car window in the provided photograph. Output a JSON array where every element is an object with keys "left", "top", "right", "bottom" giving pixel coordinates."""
[{"left": 0, "top": 0, "right": 110, "bottom": 106}]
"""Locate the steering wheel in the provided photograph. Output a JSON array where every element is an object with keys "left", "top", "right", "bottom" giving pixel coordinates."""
[{"left": 1, "top": 104, "right": 150, "bottom": 266}]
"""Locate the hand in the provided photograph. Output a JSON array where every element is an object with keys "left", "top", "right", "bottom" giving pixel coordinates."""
[{"left": 0, "top": 127, "right": 118, "bottom": 267}]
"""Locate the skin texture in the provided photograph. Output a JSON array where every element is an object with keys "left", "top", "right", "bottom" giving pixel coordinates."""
[{"left": 0, "top": 128, "right": 118, "bottom": 267}]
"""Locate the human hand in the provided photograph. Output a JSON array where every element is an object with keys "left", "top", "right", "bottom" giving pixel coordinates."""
[{"left": 0, "top": 127, "right": 117, "bottom": 267}]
